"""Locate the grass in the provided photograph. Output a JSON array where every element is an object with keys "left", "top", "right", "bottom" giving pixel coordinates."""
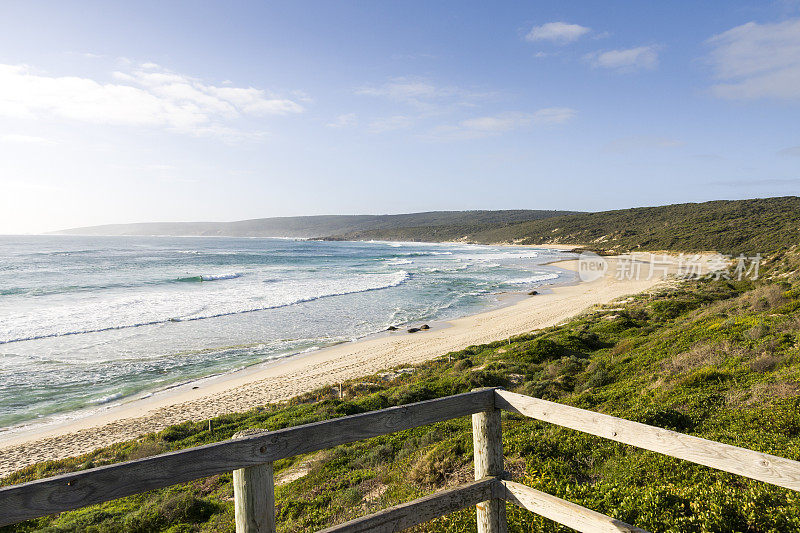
[{"left": 3, "top": 259, "right": 800, "bottom": 532}]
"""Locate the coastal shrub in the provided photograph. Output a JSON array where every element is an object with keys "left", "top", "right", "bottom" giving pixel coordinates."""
[
  {"left": 681, "top": 368, "right": 733, "bottom": 388},
  {"left": 127, "top": 440, "right": 169, "bottom": 461},
  {"left": 650, "top": 298, "right": 704, "bottom": 321},
  {"left": 356, "top": 442, "right": 395, "bottom": 468},
  {"left": 517, "top": 338, "right": 563, "bottom": 365},
  {"left": 777, "top": 300, "right": 800, "bottom": 315},
  {"left": 120, "top": 492, "right": 219, "bottom": 532},
  {"left": 634, "top": 407, "right": 694, "bottom": 431},
  {"left": 784, "top": 286, "right": 800, "bottom": 299},
  {"left": 409, "top": 440, "right": 466, "bottom": 486},
  {"left": 391, "top": 383, "right": 436, "bottom": 405},
  {"left": 460, "top": 345, "right": 485, "bottom": 356},
  {"left": 159, "top": 422, "right": 200, "bottom": 443},
  {"left": 579, "top": 362, "right": 613, "bottom": 391},
  {"left": 569, "top": 329, "right": 605, "bottom": 350},
  {"left": 748, "top": 353, "right": 783, "bottom": 373},
  {"left": 453, "top": 358, "right": 472, "bottom": 371},
  {"left": 468, "top": 370, "right": 507, "bottom": 389}
]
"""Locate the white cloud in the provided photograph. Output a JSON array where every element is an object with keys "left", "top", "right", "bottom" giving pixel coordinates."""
[
  {"left": 604, "top": 136, "right": 684, "bottom": 153},
  {"left": 459, "top": 113, "right": 531, "bottom": 133},
  {"left": 525, "top": 22, "right": 590, "bottom": 44},
  {"left": 585, "top": 45, "right": 660, "bottom": 72},
  {"left": 357, "top": 78, "right": 445, "bottom": 103},
  {"left": 355, "top": 77, "right": 488, "bottom": 110},
  {"left": 0, "top": 134, "right": 57, "bottom": 145},
  {"left": 426, "top": 108, "right": 576, "bottom": 140},
  {"left": 706, "top": 18, "right": 800, "bottom": 99},
  {"left": 0, "top": 63, "right": 304, "bottom": 139},
  {"left": 531, "top": 107, "right": 577, "bottom": 125},
  {"left": 368, "top": 115, "right": 413, "bottom": 133},
  {"left": 327, "top": 113, "right": 357, "bottom": 128}
]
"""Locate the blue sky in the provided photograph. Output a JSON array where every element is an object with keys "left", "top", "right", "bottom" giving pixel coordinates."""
[{"left": 1, "top": 1, "right": 799, "bottom": 233}]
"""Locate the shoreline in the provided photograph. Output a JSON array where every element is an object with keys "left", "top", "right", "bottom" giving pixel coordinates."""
[
  {"left": 0, "top": 246, "right": 575, "bottom": 443},
  {"left": 0, "top": 254, "right": 672, "bottom": 476}
]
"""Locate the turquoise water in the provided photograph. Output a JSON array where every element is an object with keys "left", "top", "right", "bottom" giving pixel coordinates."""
[{"left": 0, "top": 236, "right": 574, "bottom": 429}]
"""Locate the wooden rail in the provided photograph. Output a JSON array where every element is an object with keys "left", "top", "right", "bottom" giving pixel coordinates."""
[
  {"left": 1, "top": 387, "right": 799, "bottom": 532},
  {"left": 495, "top": 390, "right": 800, "bottom": 491},
  {"left": 499, "top": 480, "right": 647, "bottom": 533},
  {"left": 0, "top": 389, "right": 494, "bottom": 526},
  {"left": 317, "top": 477, "right": 497, "bottom": 533}
]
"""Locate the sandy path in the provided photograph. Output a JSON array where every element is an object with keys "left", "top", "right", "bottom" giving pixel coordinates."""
[{"left": 0, "top": 253, "right": 686, "bottom": 476}]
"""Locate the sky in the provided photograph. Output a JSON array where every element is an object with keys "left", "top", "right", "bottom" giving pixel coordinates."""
[{"left": 1, "top": 1, "right": 799, "bottom": 233}]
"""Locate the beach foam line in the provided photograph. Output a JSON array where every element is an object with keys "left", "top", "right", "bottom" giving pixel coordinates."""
[
  {"left": 0, "top": 271, "right": 411, "bottom": 345},
  {"left": 174, "top": 273, "right": 243, "bottom": 282},
  {"left": 502, "top": 273, "right": 560, "bottom": 285}
]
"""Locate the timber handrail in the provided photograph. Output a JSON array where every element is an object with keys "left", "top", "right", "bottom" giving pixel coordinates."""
[
  {"left": 316, "top": 476, "right": 497, "bottom": 533},
  {"left": 495, "top": 390, "right": 800, "bottom": 492},
  {"left": 1, "top": 387, "right": 799, "bottom": 532},
  {"left": 0, "top": 389, "right": 494, "bottom": 526}
]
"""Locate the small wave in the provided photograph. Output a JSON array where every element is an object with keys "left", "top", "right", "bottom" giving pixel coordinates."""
[
  {"left": 0, "top": 288, "right": 27, "bottom": 296},
  {"left": 89, "top": 392, "right": 124, "bottom": 405},
  {"left": 395, "top": 251, "right": 454, "bottom": 257},
  {"left": 502, "top": 273, "right": 560, "bottom": 285},
  {"left": 387, "top": 259, "right": 413, "bottom": 265},
  {"left": 175, "top": 273, "right": 243, "bottom": 283},
  {"left": 32, "top": 249, "right": 99, "bottom": 256},
  {"left": 0, "top": 271, "right": 410, "bottom": 345}
]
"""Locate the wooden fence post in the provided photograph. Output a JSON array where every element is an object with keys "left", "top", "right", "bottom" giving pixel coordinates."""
[
  {"left": 232, "top": 431, "right": 275, "bottom": 533},
  {"left": 472, "top": 388, "right": 507, "bottom": 533}
]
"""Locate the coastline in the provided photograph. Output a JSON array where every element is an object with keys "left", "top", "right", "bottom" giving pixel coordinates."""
[{"left": 0, "top": 254, "right": 671, "bottom": 476}]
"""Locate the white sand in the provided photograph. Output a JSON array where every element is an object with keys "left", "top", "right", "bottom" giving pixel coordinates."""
[{"left": 0, "top": 253, "right": 694, "bottom": 476}]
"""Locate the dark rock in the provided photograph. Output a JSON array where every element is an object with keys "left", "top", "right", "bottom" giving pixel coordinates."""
[
  {"left": 407, "top": 327, "right": 421, "bottom": 333},
  {"left": 528, "top": 290, "right": 539, "bottom": 296},
  {"left": 387, "top": 326, "right": 398, "bottom": 331},
  {"left": 419, "top": 324, "right": 430, "bottom": 330}
]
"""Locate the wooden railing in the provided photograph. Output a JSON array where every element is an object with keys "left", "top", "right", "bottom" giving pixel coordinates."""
[{"left": 2, "top": 388, "right": 800, "bottom": 532}]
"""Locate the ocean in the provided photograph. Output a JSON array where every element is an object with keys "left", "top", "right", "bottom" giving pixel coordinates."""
[{"left": 0, "top": 235, "right": 574, "bottom": 431}]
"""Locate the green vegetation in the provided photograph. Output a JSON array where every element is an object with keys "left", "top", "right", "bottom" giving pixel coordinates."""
[
  {"left": 4, "top": 250, "right": 800, "bottom": 532},
  {"left": 55, "top": 209, "right": 576, "bottom": 239},
  {"left": 57, "top": 196, "right": 800, "bottom": 255},
  {"left": 328, "top": 196, "right": 800, "bottom": 255}
]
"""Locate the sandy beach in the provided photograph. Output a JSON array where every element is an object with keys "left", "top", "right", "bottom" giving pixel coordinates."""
[{"left": 0, "top": 251, "right": 692, "bottom": 476}]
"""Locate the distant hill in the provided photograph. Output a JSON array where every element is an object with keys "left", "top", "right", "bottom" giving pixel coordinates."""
[
  {"left": 53, "top": 210, "right": 577, "bottom": 238},
  {"left": 326, "top": 197, "right": 800, "bottom": 255}
]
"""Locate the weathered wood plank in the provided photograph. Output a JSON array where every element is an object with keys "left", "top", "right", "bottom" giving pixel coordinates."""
[
  {"left": 495, "top": 390, "right": 800, "bottom": 491},
  {"left": 233, "top": 462, "right": 274, "bottom": 533},
  {"left": 0, "top": 389, "right": 495, "bottom": 526},
  {"left": 472, "top": 390, "right": 507, "bottom": 533},
  {"left": 232, "top": 429, "right": 275, "bottom": 533},
  {"left": 317, "top": 477, "right": 498, "bottom": 533},
  {"left": 500, "top": 480, "right": 649, "bottom": 533}
]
